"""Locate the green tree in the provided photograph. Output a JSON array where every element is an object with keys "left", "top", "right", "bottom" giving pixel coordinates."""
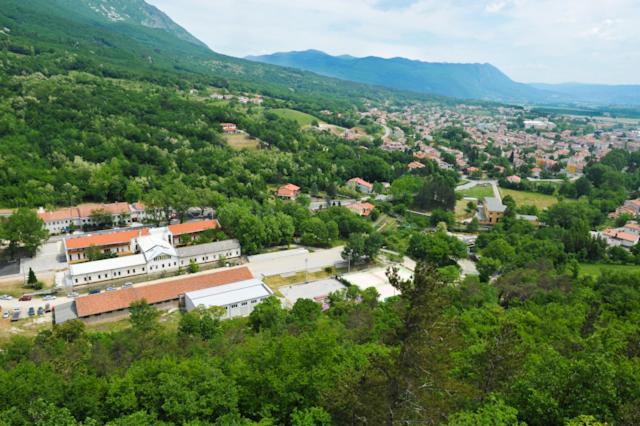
[
  {"left": 415, "top": 176, "right": 456, "bottom": 211},
  {"left": 248, "top": 296, "right": 286, "bottom": 333},
  {"left": 1, "top": 208, "right": 49, "bottom": 258},
  {"left": 128, "top": 300, "right": 160, "bottom": 332}
]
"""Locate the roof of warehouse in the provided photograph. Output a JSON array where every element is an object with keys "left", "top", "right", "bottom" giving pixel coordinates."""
[
  {"left": 185, "top": 278, "right": 273, "bottom": 307},
  {"left": 74, "top": 266, "right": 254, "bottom": 317},
  {"left": 176, "top": 239, "right": 240, "bottom": 258}
]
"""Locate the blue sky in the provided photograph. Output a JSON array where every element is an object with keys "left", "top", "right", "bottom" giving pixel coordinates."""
[{"left": 148, "top": 0, "right": 640, "bottom": 84}]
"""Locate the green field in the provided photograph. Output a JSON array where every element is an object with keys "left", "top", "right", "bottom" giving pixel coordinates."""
[
  {"left": 224, "top": 133, "right": 260, "bottom": 151},
  {"left": 457, "top": 185, "right": 494, "bottom": 199},
  {"left": 270, "top": 108, "right": 319, "bottom": 126},
  {"left": 500, "top": 188, "right": 558, "bottom": 210},
  {"left": 579, "top": 263, "right": 640, "bottom": 278}
]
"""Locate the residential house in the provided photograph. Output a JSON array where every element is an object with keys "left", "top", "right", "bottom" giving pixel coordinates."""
[
  {"left": 477, "top": 197, "right": 507, "bottom": 225},
  {"left": 347, "top": 177, "right": 374, "bottom": 194},
  {"left": 277, "top": 184, "right": 301, "bottom": 200},
  {"left": 347, "top": 202, "right": 375, "bottom": 217},
  {"left": 408, "top": 161, "right": 426, "bottom": 171},
  {"left": 506, "top": 175, "right": 521, "bottom": 185},
  {"left": 221, "top": 123, "right": 238, "bottom": 134}
]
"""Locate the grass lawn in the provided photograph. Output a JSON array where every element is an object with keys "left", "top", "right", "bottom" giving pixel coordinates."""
[
  {"left": 457, "top": 185, "right": 493, "bottom": 199},
  {"left": 270, "top": 108, "right": 319, "bottom": 126},
  {"left": 224, "top": 133, "right": 260, "bottom": 151},
  {"left": 579, "top": 263, "right": 640, "bottom": 278},
  {"left": 264, "top": 268, "right": 337, "bottom": 296},
  {"left": 455, "top": 199, "right": 476, "bottom": 220},
  {"left": 499, "top": 188, "right": 558, "bottom": 210}
]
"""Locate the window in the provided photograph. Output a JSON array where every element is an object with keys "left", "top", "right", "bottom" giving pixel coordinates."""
[
  {"left": 241, "top": 302, "right": 248, "bottom": 306},
  {"left": 251, "top": 299, "right": 257, "bottom": 304},
  {"left": 231, "top": 304, "right": 238, "bottom": 308},
  {"left": 75, "top": 279, "right": 78, "bottom": 284}
]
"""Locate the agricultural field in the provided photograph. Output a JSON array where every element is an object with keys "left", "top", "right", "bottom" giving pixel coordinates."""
[
  {"left": 224, "top": 133, "right": 261, "bottom": 151},
  {"left": 579, "top": 262, "right": 640, "bottom": 278},
  {"left": 500, "top": 188, "right": 558, "bottom": 210},
  {"left": 270, "top": 108, "right": 319, "bottom": 126}
]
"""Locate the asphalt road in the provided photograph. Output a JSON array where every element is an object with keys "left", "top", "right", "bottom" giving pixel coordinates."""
[{"left": 248, "top": 246, "right": 346, "bottom": 278}]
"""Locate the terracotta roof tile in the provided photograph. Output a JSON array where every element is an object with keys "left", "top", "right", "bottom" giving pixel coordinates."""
[
  {"left": 77, "top": 202, "right": 130, "bottom": 218},
  {"left": 75, "top": 267, "right": 254, "bottom": 317},
  {"left": 168, "top": 219, "right": 219, "bottom": 236},
  {"left": 65, "top": 229, "right": 149, "bottom": 250},
  {"left": 38, "top": 208, "right": 80, "bottom": 222}
]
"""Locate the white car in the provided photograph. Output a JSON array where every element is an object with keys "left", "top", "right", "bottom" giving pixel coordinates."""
[
  {"left": 0, "top": 295, "right": 12, "bottom": 301},
  {"left": 106, "top": 287, "right": 116, "bottom": 292},
  {"left": 67, "top": 292, "right": 79, "bottom": 298},
  {"left": 2, "top": 312, "right": 9, "bottom": 319},
  {"left": 42, "top": 295, "right": 56, "bottom": 301}
]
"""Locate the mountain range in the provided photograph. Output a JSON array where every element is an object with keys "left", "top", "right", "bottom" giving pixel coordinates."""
[
  {"left": 1, "top": 0, "right": 426, "bottom": 116},
  {"left": 3, "top": 0, "right": 638, "bottom": 109},
  {"left": 247, "top": 50, "right": 640, "bottom": 106}
]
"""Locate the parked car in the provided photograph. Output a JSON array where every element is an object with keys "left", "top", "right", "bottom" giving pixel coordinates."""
[
  {"left": 122, "top": 282, "right": 133, "bottom": 289},
  {"left": 106, "top": 287, "right": 116, "bottom": 292},
  {"left": 42, "top": 295, "right": 56, "bottom": 301},
  {"left": 11, "top": 311, "right": 20, "bottom": 322},
  {"left": 18, "top": 295, "right": 32, "bottom": 302},
  {"left": 44, "top": 303, "right": 51, "bottom": 313},
  {"left": 0, "top": 295, "right": 11, "bottom": 301},
  {"left": 2, "top": 312, "right": 9, "bottom": 319},
  {"left": 89, "top": 289, "right": 101, "bottom": 295},
  {"left": 28, "top": 307, "right": 35, "bottom": 316},
  {"left": 67, "top": 292, "right": 79, "bottom": 298},
  {"left": 37, "top": 307, "right": 44, "bottom": 315}
]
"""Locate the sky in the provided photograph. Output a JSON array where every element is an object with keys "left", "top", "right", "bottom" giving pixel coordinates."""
[{"left": 147, "top": 0, "right": 640, "bottom": 85}]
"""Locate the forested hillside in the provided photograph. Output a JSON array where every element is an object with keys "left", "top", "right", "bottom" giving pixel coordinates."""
[
  {"left": 1, "top": 1, "right": 640, "bottom": 425},
  {"left": 2, "top": 263, "right": 640, "bottom": 425}
]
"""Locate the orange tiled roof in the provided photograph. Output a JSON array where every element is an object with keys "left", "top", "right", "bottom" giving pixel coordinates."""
[
  {"left": 38, "top": 208, "right": 80, "bottom": 222},
  {"left": 74, "top": 267, "right": 254, "bottom": 317},
  {"left": 348, "top": 177, "right": 373, "bottom": 189},
  {"left": 168, "top": 219, "right": 219, "bottom": 236},
  {"left": 408, "top": 161, "right": 426, "bottom": 170},
  {"left": 65, "top": 229, "right": 149, "bottom": 250},
  {"left": 347, "top": 202, "right": 375, "bottom": 217},
  {"left": 277, "top": 184, "right": 300, "bottom": 198},
  {"left": 77, "top": 202, "right": 130, "bottom": 218}
]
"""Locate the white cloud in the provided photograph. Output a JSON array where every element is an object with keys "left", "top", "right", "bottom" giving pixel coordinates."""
[{"left": 147, "top": 0, "right": 640, "bottom": 84}]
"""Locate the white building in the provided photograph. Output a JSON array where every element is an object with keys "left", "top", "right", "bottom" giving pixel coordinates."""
[
  {"left": 176, "top": 240, "right": 242, "bottom": 268},
  {"left": 184, "top": 278, "right": 273, "bottom": 319},
  {"left": 65, "top": 239, "right": 241, "bottom": 287}
]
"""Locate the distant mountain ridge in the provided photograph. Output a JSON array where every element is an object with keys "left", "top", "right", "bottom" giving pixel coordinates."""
[
  {"left": 59, "top": 0, "right": 207, "bottom": 47},
  {"left": 247, "top": 50, "right": 640, "bottom": 106}
]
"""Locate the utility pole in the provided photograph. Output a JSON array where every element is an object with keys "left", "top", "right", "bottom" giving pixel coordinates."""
[{"left": 304, "top": 257, "right": 308, "bottom": 283}]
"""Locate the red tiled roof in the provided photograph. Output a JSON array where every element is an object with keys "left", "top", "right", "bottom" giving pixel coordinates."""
[
  {"left": 65, "top": 229, "right": 149, "bottom": 250},
  {"left": 347, "top": 202, "right": 375, "bottom": 217},
  {"left": 168, "top": 219, "right": 219, "bottom": 236},
  {"left": 75, "top": 267, "right": 254, "bottom": 317},
  {"left": 38, "top": 208, "right": 80, "bottom": 222},
  {"left": 277, "top": 183, "right": 300, "bottom": 198},
  {"left": 348, "top": 177, "right": 373, "bottom": 189},
  {"left": 77, "top": 202, "right": 130, "bottom": 218},
  {"left": 408, "top": 161, "right": 426, "bottom": 170}
]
